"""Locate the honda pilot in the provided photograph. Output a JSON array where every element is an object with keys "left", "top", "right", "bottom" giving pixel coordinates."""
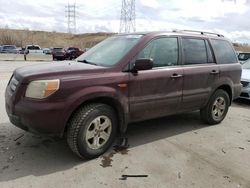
[{"left": 5, "top": 30, "right": 242, "bottom": 159}]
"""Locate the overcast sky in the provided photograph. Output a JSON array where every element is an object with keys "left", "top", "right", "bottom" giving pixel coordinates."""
[{"left": 0, "top": 0, "right": 250, "bottom": 43}]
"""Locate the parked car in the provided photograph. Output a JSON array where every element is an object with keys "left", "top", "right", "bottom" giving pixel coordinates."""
[
  {"left": 24, "top": 45, "right": 43, "bottom": 54},
  {"left": 0, "top": 45, "right": 18, "bottom": 53},
  {"left": 43, "top": 48, "right": 52, "bottom": 55},
  {"left": 5, "top": 30, "right": 242, "bottom": 159},
  {"left": 66, "top": 47, "right": 84, "bottom": 60},
  {"left": 239, "top": 59, "right": 250, "bottom": 99},
  {"left": 238, "top": 52, "right": 250, "bottom": 64},
  {"left": 52, "top": 47, "right": 67, "bottom": 60}
]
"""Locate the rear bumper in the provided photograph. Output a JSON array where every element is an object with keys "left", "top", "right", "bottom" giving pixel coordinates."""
[{"left": 53, "top": 54, "right": 66, "bottom": 59}]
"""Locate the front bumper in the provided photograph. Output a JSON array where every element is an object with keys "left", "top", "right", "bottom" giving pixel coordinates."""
[
  {"left": 8, "top": 113, "right": 29, "bottom": 132},
  {"left": 239, "top": 87, "right": 250, "bottom": 100},
  {"left": 5, "top": 88, "right": 67, "bottom": 136},
  {"left": 239, "top": 80, "right": 250, "bottom": 100}
]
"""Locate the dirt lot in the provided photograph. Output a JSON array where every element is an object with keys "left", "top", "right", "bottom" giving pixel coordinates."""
[{"left": 0, "top": 61, "right": 250, "bottom": 188}]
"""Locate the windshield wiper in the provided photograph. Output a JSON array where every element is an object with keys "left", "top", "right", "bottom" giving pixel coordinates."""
[{"left": 77, "top": 59, "right": 97, "bottom": 66}]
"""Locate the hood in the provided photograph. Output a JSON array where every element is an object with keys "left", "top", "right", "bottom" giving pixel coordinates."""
[
  {"left": 14, "top": 61, "right": 106, "bottom": 83},
  {"left": 241, "top": 69, "right": 250, "bottom": 81}
]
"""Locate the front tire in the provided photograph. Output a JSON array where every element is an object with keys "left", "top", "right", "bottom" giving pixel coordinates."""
[
  {"left": 67, "top": 103, "right": 117, "bottom": 159},
  {"left": 200, "top": 89, "right": 230, "bottom": 125}
]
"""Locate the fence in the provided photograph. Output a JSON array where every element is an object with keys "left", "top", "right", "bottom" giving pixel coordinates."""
[{"left": 0, "top": 53, "right": 53, "bottom": 61}]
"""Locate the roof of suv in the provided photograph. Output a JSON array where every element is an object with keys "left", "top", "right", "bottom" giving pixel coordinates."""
[{"left": 118, "top": 30, "right": 227, "bottom": 40}]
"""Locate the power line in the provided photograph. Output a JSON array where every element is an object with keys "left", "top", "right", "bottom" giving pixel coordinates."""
[
  {"left": 65, "top": 3, "right": 77, "bottom": 34},
  {"left": 119, "top": 0, "right": 136, "bottom": 33}
]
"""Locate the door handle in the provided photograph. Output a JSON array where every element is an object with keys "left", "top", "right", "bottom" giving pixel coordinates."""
[
  {"left": 171, "top": 73, "right": 183, "bottom": 79},
  {"left": 210, "top": 70, "right": 220, "bottom": 75}
]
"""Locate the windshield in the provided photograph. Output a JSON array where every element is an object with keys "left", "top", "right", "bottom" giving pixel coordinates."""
[
  {"left": 242, "top": 59, "right": 250, "bottom": 69},
  {"left": 76, "top": 35, "right": 143, "bottom": 67}
]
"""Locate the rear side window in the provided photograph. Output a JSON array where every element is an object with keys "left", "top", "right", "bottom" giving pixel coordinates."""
[
  {"left": 182, "top": 38, "right": 208, "bottom": 65},
  {"left": 210, "top": 39, "right": 237, "bottom": 64}
]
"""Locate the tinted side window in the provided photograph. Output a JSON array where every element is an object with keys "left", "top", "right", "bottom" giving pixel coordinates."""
[
  {"left": 182, "top": 38, "right": 207, "bottom": 64},
  {"left": 210, "top": 39, "right": 237, "bottom": 64},
  {"left": 136, "top": 37, "right": 178, "bottom": 67}
]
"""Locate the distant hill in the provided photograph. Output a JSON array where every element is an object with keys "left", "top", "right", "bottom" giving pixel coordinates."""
[
  {"left": 233, "top": 43, "right": 250, "bottom": 53},
  {"left": 0, "top": 29, "right": 114, "bottom": 48},
  {"left": 1, "top": 29, "right": 250, "bottom": 52}
]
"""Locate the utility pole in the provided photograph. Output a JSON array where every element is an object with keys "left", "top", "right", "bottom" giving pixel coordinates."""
[
  {"left": 119, "top": 0, "right": 136, "bottom": 33},
  {"left": 65, "top": 3, "right": 77, "bottom": 34}
]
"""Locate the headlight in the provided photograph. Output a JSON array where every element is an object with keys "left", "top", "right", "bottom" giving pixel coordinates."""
[{"left": 25, "top": 79, "right": 60, "bottom": 99}]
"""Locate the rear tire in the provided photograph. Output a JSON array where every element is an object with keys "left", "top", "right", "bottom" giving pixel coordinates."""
[
  {"left": 200, "top": 89, "right": 230, "bottom": 125},
  {"left": 67, "top": 103, "right": 117, "bottom": 159}
]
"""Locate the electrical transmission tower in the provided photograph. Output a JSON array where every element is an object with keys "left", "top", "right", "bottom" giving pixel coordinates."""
[
  {"left": 119, "top": 0, "right": 136, "bottom": 33},
  {"left": 65, "top": 3, "right": 77, "bottom": 34}
]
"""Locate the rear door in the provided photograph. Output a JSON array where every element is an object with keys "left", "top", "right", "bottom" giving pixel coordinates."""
[
  {"left": 181, "top": 37, "right": 219, "bottom": 111},
  {"left": 210, "top": 39, "right": 241, "bottom": 99},
  {"left": 128, "top": 37, "right": 183, "bottom": 122}
]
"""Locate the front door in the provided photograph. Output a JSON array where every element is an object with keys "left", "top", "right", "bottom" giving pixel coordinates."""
[{"left": 128, "top": 37, "right": 183, "bottom": 122}]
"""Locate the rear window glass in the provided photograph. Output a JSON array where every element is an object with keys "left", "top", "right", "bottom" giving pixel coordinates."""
[
  {"left": 210, "top": 39, "right": 237, "bottom": 64},
  {"left": 27, "top": 46, "right": 40, "bottom": 50},
  {"left": 53, "top": 48, "right": 63, "bottom": 51},
  {"left": 182, "top": 38, "right": 207, "bottom": 64}
]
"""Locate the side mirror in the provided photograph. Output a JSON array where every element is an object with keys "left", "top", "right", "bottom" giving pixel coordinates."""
[{"left": 133, "top": 58, "right": 153, "bottom": 71}]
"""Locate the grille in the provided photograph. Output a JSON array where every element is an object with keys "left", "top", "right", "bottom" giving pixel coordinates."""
[
  {"left": 241, "top": 81, "right": 249, "bottom": 88},
  {"left": 8, "top": 76, "right": 19, "bottom": 95}
]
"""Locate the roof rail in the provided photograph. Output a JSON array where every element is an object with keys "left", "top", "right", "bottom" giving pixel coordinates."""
[{"left": 172, "top": 29, "right": 224, "bottom": 37}]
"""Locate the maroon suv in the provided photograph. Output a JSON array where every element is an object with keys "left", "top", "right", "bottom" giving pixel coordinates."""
[
  {"left": 66, "top": 47, "right": 84, "bottom": 60},
  {"left": 5, "top": 31, "right": 242, "bottom": 159}
]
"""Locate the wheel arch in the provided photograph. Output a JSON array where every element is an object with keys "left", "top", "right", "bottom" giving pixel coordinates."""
[
  {"left": 63, "top": 96, "right": 128, "bottom": 136},
  {"left": 216, "top": 84, "right": 232, "bottom": 105}
]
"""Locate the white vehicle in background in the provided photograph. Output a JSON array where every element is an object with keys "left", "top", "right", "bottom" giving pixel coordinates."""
[
  {"left": 24, "top": 45, "right": 43, "bottom": 54},
  {"left": 24, "top": 45, "right": 52, "bottom": 61},
  {"left": 238, "top": 52, "right": 250, "bottom": 64},
  {"left": 240, "top": 59, "right": 250, "bottom": 99}
]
